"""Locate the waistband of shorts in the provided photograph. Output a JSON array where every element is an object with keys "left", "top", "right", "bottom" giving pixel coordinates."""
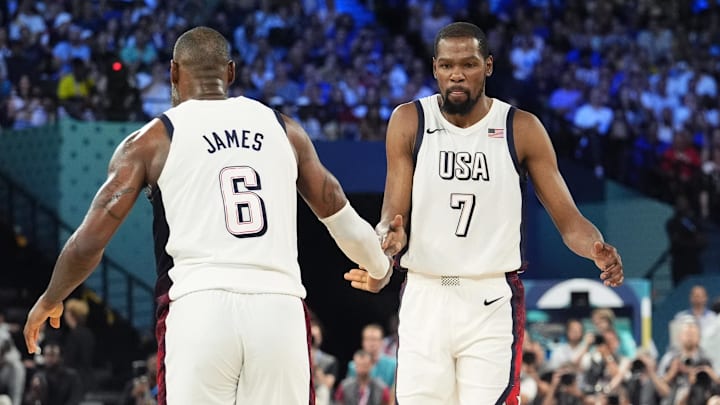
[{"left": 406, "top": 270, "right": 518, "bottom": 285}]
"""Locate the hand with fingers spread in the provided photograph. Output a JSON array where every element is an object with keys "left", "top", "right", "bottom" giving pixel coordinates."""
[
  {"left": 376, "top": 214, "right": 406, "bottom": 257},
  {"left": 591, "top": 241, "right": 624, "bottom": 287},
  {"left": 24, "top": 295, "right": 64, "bottom": 354},
  {"left": 344, "top": 265, "right": 393, "bottom": 293}
]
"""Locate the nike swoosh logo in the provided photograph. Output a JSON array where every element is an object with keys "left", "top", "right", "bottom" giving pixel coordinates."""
[
  {"left": 426, "top": 128, "right": 445, "bottom": 134},
  {"left": 484, "top": 296, "right": 503, "bottom": 306}
]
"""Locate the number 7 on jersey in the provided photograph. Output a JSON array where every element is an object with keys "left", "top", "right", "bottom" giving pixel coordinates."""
[{"left": 450, "top": 193, "right": 475, "bottom": 237}]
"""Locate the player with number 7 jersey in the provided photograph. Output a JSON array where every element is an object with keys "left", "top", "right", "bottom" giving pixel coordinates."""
[{"left": 403, "top": 96, "right": 525, "bottom": 276}]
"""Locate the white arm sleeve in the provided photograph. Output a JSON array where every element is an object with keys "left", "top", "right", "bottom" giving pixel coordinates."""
[{"left": 319, "top": 202, "right": 390, "bottom": 279}]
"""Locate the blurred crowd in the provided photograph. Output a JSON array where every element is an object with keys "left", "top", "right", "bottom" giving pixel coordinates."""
[
  {"left": 3, "top": 286, "right": 720, "bottom": 405},
  {"left": 2, "top": 0, "right": 720, "bottom": 404},
  {"left": 1, "top": 0, "right": 720, "bottom": 223}
]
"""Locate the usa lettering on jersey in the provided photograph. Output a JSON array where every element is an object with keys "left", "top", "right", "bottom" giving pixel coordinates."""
[{"left": 438, "top": 151, "right": 489, "bottom": 181}]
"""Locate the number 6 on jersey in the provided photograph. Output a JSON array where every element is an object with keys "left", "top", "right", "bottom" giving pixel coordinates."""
[{"left": 219, "top": 166, "right": 268, "bottom": 238}]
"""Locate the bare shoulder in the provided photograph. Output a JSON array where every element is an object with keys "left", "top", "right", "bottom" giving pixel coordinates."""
[
  {"left": 511, "top": 108, "right": 545, "bottom": 135},
  {"left": 113, "top": 118, "right": 170, "bottom": 187},
  {"left": 510, "top": 107, "right": 552, "bottom": 164},
  {"left": 277, "top": 112, "right": 306, "bottom": 164},
  {"left": 388, "top": 101, "right": 419, "bottom": 128},
  {"left": 387, "top": 101, "right": 420, "bottom": 154}
]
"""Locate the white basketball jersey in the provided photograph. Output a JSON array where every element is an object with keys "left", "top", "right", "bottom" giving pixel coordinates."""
[
  {"left": 152, "top": 97, "right": 304, "bottom": 300},
  {"left": 400, "top": 95, "right": 527, "bottom": 277}
]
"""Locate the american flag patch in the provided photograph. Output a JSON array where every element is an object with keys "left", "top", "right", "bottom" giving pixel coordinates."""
[{"left": 488, "top": 128, "right": 505, "bottom": 138}]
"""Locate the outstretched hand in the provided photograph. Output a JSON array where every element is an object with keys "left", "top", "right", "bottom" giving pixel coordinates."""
[
  {"left": 24, "top": 296, "right": 64, "bottom": 354},
  {"left": 377, "top": 214, "right": 406, "bottom": 257},
  {"left": 344, "top": 266, "right": 393, "bottom": 293},
  {"left": 591, "top": 241, "right": 624, "bottom": 287}
]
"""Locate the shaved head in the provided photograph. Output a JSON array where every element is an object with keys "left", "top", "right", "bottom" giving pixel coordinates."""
[
  {"left": 170, "top": 26, "right": 235, "bottom": 106},
  {"left": 173, "top": 26, "right": 230, "bottom": 71}
]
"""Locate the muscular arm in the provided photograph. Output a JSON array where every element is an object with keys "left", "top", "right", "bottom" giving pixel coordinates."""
[
  {"left": 516, "top": 110, "right": 602, "bottom": 258},
  {"left": 24, "top": 120, "right": 166, "bottom": 353},
  {"left": 283, "top": 114, "right": 389, "bottom": 278},
  {"left": 284, "top": 115, "right": 347, "bottom": 218},
  {"left": 516, "top": 110, "right": 623, "bottom": 285},
  {"left": 376, "top": 103, "right": 417, "bottom": 254},
  {"left": 41, "top": 129, "right": 152, "bottom": 305}
]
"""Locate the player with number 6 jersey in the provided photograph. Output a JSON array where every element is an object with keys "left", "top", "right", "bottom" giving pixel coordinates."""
[
  {"left": 23, "top": 26, "right": 390, "bottom": 405},
  {"left": 155, "top": 96, "right": 306, "bottom": 300}
]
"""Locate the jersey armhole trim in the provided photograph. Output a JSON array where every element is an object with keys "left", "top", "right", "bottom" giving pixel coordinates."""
[
  {"left": 273, "top": 109, "right": 287, "bottom": 134},
  {"left": 505, "top": 107, "right": 523, "bottom": 176},
  {"left": 412, "top": 100, "right": 425, "bottom": 164},
  {"left": 158, "top": 114, "right": 174, "bottom": 140}
]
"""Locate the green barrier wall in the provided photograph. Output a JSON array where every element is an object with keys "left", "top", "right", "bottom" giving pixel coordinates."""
[{"left": 0, "top": 121, "right": 155, "bottom": 289}]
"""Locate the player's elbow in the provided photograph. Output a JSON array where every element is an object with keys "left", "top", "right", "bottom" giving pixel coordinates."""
[{"left": 66, "top": 232, "right": 106, "bottom": 266}]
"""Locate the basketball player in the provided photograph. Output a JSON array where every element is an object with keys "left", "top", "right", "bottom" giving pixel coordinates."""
[
  {"left": 23, "top": 27, "right": 390, "bottom": 404},
  {"left": 344, "top": 22, "right": 624, "bottom": 405}
]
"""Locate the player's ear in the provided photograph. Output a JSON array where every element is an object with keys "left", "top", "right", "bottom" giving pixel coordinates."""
[
  {"left": 432, "top": 57, "right": 437, "bottom": 79},
  {"left": 170, "top": 60, "right": 179, "bottom": 85},
  {"left": 227, "top": 60, "right": 236, "bottom": 86},
  {"left": 485, "top": 55, "right": 493, "bottom": 77}
]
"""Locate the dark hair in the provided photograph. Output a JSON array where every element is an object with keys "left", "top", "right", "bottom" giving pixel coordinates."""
[
  {"left": 173, "top": 26, "right": 231, "bottom": 70},
  {"left": 434, "top": 22, "right": 489, "bottom": 58}
]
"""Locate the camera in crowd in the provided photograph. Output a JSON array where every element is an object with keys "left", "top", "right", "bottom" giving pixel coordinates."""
[
  {"left": 594, "top": 333, "right": 606, "bottom": 345},
  {"left": 522, "top": 351, "right": 537, "bottom": 367},
  {"left": 631, "top": 359, "right": 646, "bottom": 374},
  {"left": 560, "top": 372, "right": 576, "bottom": 386}
]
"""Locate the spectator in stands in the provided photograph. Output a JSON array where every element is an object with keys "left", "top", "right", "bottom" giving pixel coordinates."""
[
  {"left": 549, "top": 318, "right": 588, "bottom": 370},
  {"left": 0, "top": 321, "right": 24, "bottom": 405},
  {"left": 334, "top": 350, "right": 391, "bottom": 405},
  {"left": 591, "top": 308, "right": 637, "bottom": 359},
  {"left": 657, "top": 318, "right": 713, "bottom": 404},
  {"left": 624, "top": 349, "right": 670, "bottom": 405},
  {"left": 381, "top": 314, "right": 398, "bottom": 359},
  {"left": 659, "top": 128, "right": 702, "bottom": 203},
  {"left": 679, "top": 360, "right": 720, "bottom": 405},
  {"left": 57, "top": 58, "right": 94, "bottom": 120},
  {"left": 61, "top": 299, "right": 95, "bottom": 394},
  {"left": 51, "top": 25, "right": 92, "bottom": 75},
  {"left": 572, "top": 88, "right": 614, "bottom": 178},
  {"left": 674, "top": 285, "right": 718, "bottom": 337},
  {"left": 140, "top": 61, "right": 171, "bottom": 119},
  {"left": 309, "top": 317, "right": 339, "bottom": 400},
  {"left": 23, "top": 342, "right": 83, "bottom": 405},
  {"left": 519, "top": 348, "right": 541, "bottom": 404},
  {"left": 700, "top": 141, "right": 720, "bottom": 223},
  {"left": 346, "top": 324, "right": 396, "bottom": 389},
  {"left": 579, "top": 329, "right": 631, "bottom": 396},
  {"left": 547, "top": 71, "right": 583, "bottom": 128},
  {"left": 666, "top": 194, "right": 707, "bottom": 286},
  {"left": 120, "top": 351, "right": 157, "bottom": 405}
]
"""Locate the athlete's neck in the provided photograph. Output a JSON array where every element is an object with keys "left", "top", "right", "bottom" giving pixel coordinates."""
[{"left": 178, "top": 79, "right": 228, "bottom": 104}]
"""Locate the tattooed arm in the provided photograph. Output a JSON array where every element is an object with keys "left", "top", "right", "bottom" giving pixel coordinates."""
[
  {"left": 282, "top": 113, "right": 390, "bottom": 279},
  {"left": 24, "top": 121, "right": 164, "bottom": 353},
  {"left": 283, "top": 113, "right": 347, "bottom": 218}
]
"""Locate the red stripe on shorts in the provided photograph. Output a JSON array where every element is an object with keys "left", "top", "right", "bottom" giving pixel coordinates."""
[
  {"left": 155, "top": 293, "right": 170, "bottom": 405},
  {"left": 497, "top": 271, "right": 525, "bottom": 405},
  {"left": 302, "top": 301, "right": 316, "bottom": 405}
]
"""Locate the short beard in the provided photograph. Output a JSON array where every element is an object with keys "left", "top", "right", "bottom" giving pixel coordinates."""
[
  {"left": 441, "top": 90, "right": 479, "bottom": 116},
  {"left": 171, "top": 84, "right": 180, "bottom": 107}
]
